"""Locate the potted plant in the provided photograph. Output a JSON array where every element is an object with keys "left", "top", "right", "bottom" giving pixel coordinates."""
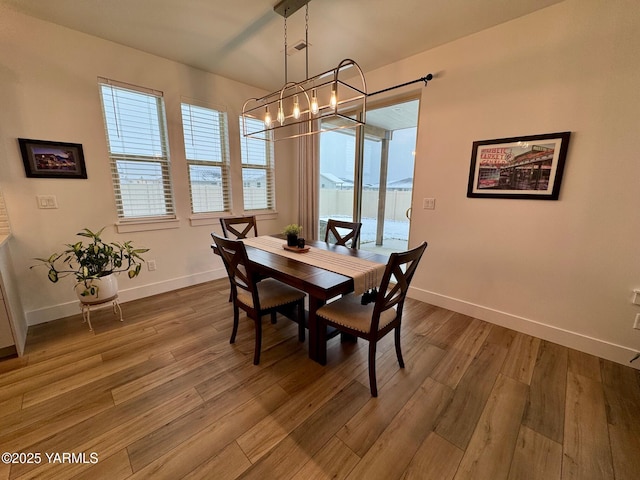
[
  {"left": 31, "top": 227, "right": 149, "bottom": 301},
  {"left": 283, "top": 224, "right": 303, "bottom": 247}
]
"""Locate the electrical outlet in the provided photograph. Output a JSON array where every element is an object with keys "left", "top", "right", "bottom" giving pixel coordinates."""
[
  {"left": 147, "top": 260, "right": 157, "bottom": 271},
  {"left": 634, "top": 313, "right": 640, "bottom": 330}
]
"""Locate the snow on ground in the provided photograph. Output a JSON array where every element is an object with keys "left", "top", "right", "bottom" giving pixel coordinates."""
[{"left": 319, "top": 215, "right": 408, "bottom": 244}]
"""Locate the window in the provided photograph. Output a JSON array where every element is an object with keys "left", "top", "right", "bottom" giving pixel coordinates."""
[
  {"left": 239, "top": 117, "right": 275, "bottom": 211},
  {"left": 98, "top": 78, "right": 174, "bottom": 220},
  {"left": 181, "top": 103, "right": 231, "bottom": 214}
]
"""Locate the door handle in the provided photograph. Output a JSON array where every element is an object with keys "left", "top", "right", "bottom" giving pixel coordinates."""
[{"left": 406, "top": 207, "right": 412, "bottom": 220}]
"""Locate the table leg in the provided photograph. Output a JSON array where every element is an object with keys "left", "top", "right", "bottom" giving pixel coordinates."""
[
  {"left": 307, "top": 296, "right": 327, "bottom": 365},
  {"left": 340, "top": 333, "right": 358, "bottom": 343}
]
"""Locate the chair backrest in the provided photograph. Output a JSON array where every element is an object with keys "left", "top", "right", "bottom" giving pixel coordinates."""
[
  {"left": 220, "top": 215, "right": 258, "bottom": 239},
  {"left": 372, "top": 241, "right": 428, "bottom": 329},
  {"left": 324, "top": 219, "right": 362, "bottom": 248},
  {"left": 212, "top": 233, "right": 260, "bottom": 309}
]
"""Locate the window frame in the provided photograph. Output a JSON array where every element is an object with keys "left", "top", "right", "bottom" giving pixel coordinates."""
[
  {"left": 239, "top": 117, "right": 276, "bottom": 213},
  {"left": 98, "top": 78, "right": 176, "bottom": 225},
  {"left": 181, "top": 101, "right": 232, "bottom": 216}
]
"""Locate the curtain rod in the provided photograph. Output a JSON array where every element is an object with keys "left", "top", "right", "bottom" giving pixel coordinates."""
[{"left": 367, "top": 73, "right": 433, "bottom": 98}]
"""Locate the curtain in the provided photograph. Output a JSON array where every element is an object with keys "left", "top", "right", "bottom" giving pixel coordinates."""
[{"left": 297, "top": 123, "right": 319, "bottom": 241}]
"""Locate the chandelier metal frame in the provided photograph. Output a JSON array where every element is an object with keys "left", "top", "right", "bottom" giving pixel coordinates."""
[{"left": 241, "top": 0, "right": 367, "bottom": 142}]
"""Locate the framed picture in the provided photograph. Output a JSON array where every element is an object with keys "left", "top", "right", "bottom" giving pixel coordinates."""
[
  {"left": 467, "top": 132, "right": 571, "bottom": 200},
  {"left": 18, "top": 138, "right": 87, "bottom": 179}
]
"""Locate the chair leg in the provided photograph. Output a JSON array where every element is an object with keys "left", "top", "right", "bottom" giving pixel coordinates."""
[
  {"left": 230, "top": 304, "right": 239, "bottom": 344},
  {"left": 297, "top": 299, "right": 305, "bottom": 342},
  {"left": 253, "top": 316, "right": 262, "bottom": 365},
  {"left": 270, "top": 311, "right": 277, "bottom": 324},
  {"left": 368, "top": 341, "right": 378, "bottom": 397},
  {"left": 395, "top": 326, "right": 405, "bottom": 368}
]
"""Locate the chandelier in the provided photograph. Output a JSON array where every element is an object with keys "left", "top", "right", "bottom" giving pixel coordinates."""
[{"left": 241, "top": 0, "right": 366, "bottom": 142}]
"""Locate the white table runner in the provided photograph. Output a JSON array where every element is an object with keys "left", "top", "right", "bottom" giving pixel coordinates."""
[{"left": 243, "top": 236, "right": 386, "bottom": 295}]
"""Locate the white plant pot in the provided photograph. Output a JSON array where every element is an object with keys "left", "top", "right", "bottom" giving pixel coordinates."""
[{"left": 75, "top": 274, "right": 119, "bottom": 303}]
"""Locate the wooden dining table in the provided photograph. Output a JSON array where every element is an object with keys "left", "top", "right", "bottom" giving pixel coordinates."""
[{"left": 212, "top": 235, "right": 388, "bottom": 365}]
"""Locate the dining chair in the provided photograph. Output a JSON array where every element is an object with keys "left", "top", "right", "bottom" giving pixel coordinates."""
[
  {"left": 324, "top": 219, "right": 362, "bottom": 248},
  {"left": 220, "top": 215, "right": 258, "bottom": 239},
  {"left": 212, "top": 233, "right": 306, "bottom": 365},
  {"left": 316, "top": 241, "right": 428, "bottom": 396},
  {"left": 219, "top": 215, "right": 258, "bottom": 302}
]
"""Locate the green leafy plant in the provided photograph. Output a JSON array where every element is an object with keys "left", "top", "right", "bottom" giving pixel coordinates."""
[
  {"left": 31, "top": 227, "right": 149, "bottom": 295},
  {"left": 283, "top": 224, "right": 303, "bottom": 236}
]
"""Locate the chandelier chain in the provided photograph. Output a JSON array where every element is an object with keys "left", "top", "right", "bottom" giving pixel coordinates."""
[
  {"left": 284, "top": 15, "right": 288, "bottom": 84},
  {"left": 305, "top": 3, "right": 309, "bottom": 79}
]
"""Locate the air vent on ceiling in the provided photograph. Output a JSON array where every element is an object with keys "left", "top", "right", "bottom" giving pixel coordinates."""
[{"left": 286, "top": 39, "right": 309, "bottom": 56}]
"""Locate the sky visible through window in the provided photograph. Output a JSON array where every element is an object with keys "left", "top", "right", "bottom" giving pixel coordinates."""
[{"left": 320, "top": 127, "right": 417, "bottom": 187}]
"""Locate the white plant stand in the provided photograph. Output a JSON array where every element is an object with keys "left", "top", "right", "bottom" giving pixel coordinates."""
[{"left": 79, "top": 294, "right": 122, "bottom": 332}]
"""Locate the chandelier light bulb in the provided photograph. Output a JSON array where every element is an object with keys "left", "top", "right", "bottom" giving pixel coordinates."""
[
  {"left": 310, "top": 89, "right": 319, "bottom": 114},
  {"left": 264, "top": 106, "right": 272, "bottom": 127},
  {"left": 330, "top": 86, "right": 338, "bottom": 109},
  {"left": 277, "top": 101, "right": 285, "bottom": 125},
  {"left": 292, "top": 95, "right": 300, "bottom": 119}
]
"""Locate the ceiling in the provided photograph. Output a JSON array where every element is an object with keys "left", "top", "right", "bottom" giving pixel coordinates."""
[
  {"left": 367, "top": 99, "right": 420, "bottom": 132},
  {"left": 1, "top": 0, "right": 563, "bottom": 93}
]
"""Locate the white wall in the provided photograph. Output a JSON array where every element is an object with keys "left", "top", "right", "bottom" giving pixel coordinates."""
[
  {"left": 0, "top": 6, "right": 298, "bottom": 326},
  {"left": 365, "top": 0, "right": 640, "bottom": 367}
]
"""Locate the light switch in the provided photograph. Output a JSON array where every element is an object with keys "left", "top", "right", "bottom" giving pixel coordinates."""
[
  {"left": 423, "top": 197, "right": 436, "bottom": 210},
  {"left": 36, "top": 195, "right": 58, "bottom": 209}
]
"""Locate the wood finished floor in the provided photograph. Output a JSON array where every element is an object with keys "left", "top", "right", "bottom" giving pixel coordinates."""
[{"left": 1, "top": 278, "right": 639, "bottom": 480}]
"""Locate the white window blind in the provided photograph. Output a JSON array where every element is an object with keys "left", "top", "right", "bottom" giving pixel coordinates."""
[
  {"left": 98, "top": 78, "right": 175, "bottom": 220},
  {"left": 239, "top": 117, "right": 275, "bottom": 211},
  {"left": 0, "top": 190, "right": 10, "bottom": 235},
  {"left": 181, "top": 103, "right": 231, "bottom": 214}
]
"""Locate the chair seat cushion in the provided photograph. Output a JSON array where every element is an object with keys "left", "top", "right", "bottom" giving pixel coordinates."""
[
  {"left": 237, "top": 278, "right": 305, "bottom": 310},
  {"left": 316, "top": 294, "right": 397, "bottom": 334}
]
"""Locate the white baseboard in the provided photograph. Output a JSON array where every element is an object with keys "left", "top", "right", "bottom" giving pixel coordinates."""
[
  {"left": 408, "top": 286, "right": 640, "bottom": 370},
  {"left": 26, "top": 269, "right": 227, "bottom": 326},
  {"left": 26, "top": 274, "right": 640, "bottom": 370}
]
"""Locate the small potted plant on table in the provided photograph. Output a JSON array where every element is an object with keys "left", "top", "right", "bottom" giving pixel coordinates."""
[{"left": 283, "top": 224, "right": 303, "bottom": 247}]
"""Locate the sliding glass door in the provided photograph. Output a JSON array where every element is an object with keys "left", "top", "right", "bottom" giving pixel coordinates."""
[
  {"left": 318, "top": 98, "right": 419, "bottom": 253},
  {"left": 318, "top": 129, "right": 356, "bottom": 240}
]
